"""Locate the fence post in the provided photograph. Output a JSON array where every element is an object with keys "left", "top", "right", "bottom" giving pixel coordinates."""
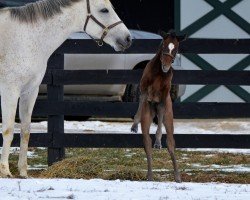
[{"left": 47, "top": 53, "right": 65, "bottom": 166}]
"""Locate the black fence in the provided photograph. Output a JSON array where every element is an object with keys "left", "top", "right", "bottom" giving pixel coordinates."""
[{"left": 0, "top": 38, "right": 250, "bottom": 165}]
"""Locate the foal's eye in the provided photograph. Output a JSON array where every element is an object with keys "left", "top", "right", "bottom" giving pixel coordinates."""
[{"left": 100, "top": 8, "right": 109, "bottom": 13}]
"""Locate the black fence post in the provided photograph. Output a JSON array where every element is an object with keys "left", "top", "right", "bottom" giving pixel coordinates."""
[{"left": 47, "top": 53, "right": 65, "bottom": 166}]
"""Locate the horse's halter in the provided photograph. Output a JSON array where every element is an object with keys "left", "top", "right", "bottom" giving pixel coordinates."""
[
  {"left": 161, "top": 43, "right": 177, "bottom": 73},
  {"left": 84, "top": 0, "right": 123, "bottom": 46},
  {"left": 162, "top": 43, "right": 177, "bottom": 61}
]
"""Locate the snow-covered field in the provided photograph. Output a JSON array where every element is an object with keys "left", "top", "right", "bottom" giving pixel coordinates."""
[
  {"left": 22, "top": 119, "right": 250, "bottom": 135},
  {"left": 0, "top": 178, "right": 249, "bottom": 200},
  {"left": 0, "top": 119, "right": 249, "bottom": 199},
  {"left": 3, "top": 119, "right": 249, "bottom": 155}
]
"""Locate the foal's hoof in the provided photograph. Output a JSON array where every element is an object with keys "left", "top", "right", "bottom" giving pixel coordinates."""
[
  {"left": 175, "top": 178, "right": 182, "bottom": 183},
  {"left": 154, "top": 140, "right": 162, "bottom": 149},
  {"left": 175, "top": 174, "right": 182, "bottom": 183},
  {"left": 147, "top": 175, "right": 153, "bottom": 181},
  {"left": 154, "top": 143, "right": 162, "bottom": 149},
  {"left": 131, "top": 124, "right": 138, "bottom": 133}
]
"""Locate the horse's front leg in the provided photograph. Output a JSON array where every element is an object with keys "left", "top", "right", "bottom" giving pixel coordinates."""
[
  {"left": 0, "top": 88, "right": 19, "bottom": 178},
  {"left": 131, "top": 93, "right": 147, "bottom": 133},
  {"left": 163, "top": 94, "right": 181, "bottom": 183},
  {"left": 18, "top": 88, "right": 39, "bottom": 178},
  {"left": 141, "top": 101, "right": 154, "bottom": 181},
  {"left": 154, "top": 104, "right": 164, "bottom": 149}
]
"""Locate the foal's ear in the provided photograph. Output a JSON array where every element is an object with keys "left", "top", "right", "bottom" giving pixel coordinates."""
[
  {"left": 158, "top": 30, "right": 168, "bottom": 39},
  {"left": 176, "top": 34, "right": 187, "bottom": 42}
]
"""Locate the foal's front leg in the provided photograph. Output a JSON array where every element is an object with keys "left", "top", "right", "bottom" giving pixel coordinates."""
[
  {"left": 141, "top": 101, "right": 154, "bottom": 181},
  {"left": 18, "top": 88, "right": 39, "bottom": 178},
  {"left": 0, "top": 89, "right": 19, "bottom": 178},
  {"left": 131, "top": 93, "right": 147, "bottom": 133},
  {"left": 163, "top": 95, "right": 181, "bottom": 183}
]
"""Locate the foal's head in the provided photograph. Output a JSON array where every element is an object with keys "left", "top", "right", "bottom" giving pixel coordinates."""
[{"left": 159, "top": 30, "right": 187, "bottom": 73}]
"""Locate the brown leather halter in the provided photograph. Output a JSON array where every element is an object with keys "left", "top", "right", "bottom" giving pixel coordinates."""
[{"left": 84, "top": 0, "right": 123, "bottom": 46}]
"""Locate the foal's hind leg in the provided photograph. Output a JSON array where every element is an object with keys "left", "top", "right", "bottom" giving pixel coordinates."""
[
  {"left": 18, "top": 88, "right": 39, "bottom": 178},
  {"left": 0, "top": 89, "right": 19, "bottom": 177},
  {"left": 154, "top": 104, "right": 164, "bottom": 149},
  {"left": 163, "top": 95, "right": 181, "bottom": 183},
  {"left": 131, "top": 93, "right": 146, "bottom": 133}
]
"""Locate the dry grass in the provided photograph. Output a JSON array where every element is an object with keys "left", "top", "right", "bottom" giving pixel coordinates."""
[{"left": 7, "top": 148, "right": 250, "bottom": 183}]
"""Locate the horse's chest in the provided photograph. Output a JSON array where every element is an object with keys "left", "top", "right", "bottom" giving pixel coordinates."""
[{"left": 147, "top": 77, "right": 169, "bottom": 103}]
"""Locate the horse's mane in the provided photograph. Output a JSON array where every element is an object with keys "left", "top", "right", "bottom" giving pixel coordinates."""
[{"left": 6, "top": 0, "right": 81, "bottom": 23}]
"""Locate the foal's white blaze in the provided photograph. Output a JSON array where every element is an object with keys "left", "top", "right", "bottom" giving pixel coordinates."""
[{"left": 168, "top": 43, "right": 175, "bottom": 54}]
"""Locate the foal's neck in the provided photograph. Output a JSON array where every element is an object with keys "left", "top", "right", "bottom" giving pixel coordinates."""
[{"left": 150, "top": 45, "right": 165, "bottom": 74}]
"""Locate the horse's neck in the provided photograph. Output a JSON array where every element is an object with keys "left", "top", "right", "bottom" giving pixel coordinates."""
[
  {"left": 34, "top": 1, "right": 86, "bottom": 58},
  {"left": 150, "top": 49, "right": 162, "bottom": 73}
]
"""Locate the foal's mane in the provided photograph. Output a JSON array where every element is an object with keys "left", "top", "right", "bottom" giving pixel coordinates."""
[{"left": 5, "top": 0, "right": 81, "bottom": 23}]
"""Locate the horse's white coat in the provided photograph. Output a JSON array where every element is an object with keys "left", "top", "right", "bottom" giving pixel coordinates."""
[{"left": 0, "top": 0, "right": 130, "bottom": 177}]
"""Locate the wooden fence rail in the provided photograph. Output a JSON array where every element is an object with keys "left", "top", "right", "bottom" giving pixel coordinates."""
[{"left": 0, "top": 38, "right": 249, "bottom": 165}]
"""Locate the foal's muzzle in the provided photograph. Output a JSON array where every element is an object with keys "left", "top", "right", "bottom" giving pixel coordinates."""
[{"left": 162, "top": 65, "right": 171, "bottom": 73}]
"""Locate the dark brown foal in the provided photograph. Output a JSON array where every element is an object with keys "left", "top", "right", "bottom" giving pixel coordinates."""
[{"left": 131, "top": 30, "right": 186, "bottom": 182}]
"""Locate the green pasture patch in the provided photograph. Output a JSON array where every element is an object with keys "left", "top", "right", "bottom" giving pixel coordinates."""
[{"left": 7, "top": 148, "right": 250, "bottom": 183}]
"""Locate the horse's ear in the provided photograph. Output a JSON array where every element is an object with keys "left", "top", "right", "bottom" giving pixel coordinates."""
[
  {"left": 158, "top": 30, "right": 168, "bottom": 39},
  {"left": 176, "top": 34, "right": 187, "bottom": 42}
]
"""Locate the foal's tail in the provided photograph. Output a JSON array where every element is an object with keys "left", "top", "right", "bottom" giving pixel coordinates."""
[{"left": 153, "top": 116, "right": 158, "bottom": 125}]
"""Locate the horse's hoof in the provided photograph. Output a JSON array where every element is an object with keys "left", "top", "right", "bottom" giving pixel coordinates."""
[
  {"left": 18, "top": 170, "right": 29, "bottom": 179},
  {"left": 175, "top": 178, "right": 182, "bottom": 183},
  {"left": 0, "top": 164, "right": 13, "bottom": 178},
  {"left": 18, "top": 174, "right": 29, "bottom": 179},
  {"left": 153, "top": 143, "right": 162, "bottom": 149},
  {"left": 0, "top": 172, "right": 13, "bottom": 178},
  {"left": 131, "top": 124, "right": 138, "bottom": 133},
  {"left": 147, "top": 172, "right": 153, "bottom": 181},
  {"left": 154, "top": 140, "right": 162, "bottom": 149},
  {"left": 175, "top": 174, "right": 182, "bottom": 183}
]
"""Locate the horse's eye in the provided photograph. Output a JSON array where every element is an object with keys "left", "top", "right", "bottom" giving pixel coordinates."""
[{"left": 100, "top": 8, "right": 109, "bottom": 13}]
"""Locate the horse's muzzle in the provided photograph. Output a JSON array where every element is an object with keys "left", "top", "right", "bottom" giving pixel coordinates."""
[
  {"left": 116, "top": 35, "right": 132, "bottom": 51},
  {"left": 162, "top": 65, "right": 171, "bottom": 73}
]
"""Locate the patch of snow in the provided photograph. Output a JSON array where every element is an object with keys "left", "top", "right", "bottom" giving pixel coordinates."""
[
  {"left": 1, "top": 120, "right": 249, "bottom": 155},
  {"left": 180, "top": 148, "right": 250, "bottom": 155},
  {"left": 28, "top": 164, "right": 48, "bottom": 170},
  {"left": 0, "top": 179, "right": 249, "bottom": 200},
  {"left": 0, "top": 147, "right": 37, "bottom": 158},
  {"left": 188, "top": 164, "right": 250, "bottom": 173},
  {"left": 1, "top": 119, "right": 249, "bottom": 135}
]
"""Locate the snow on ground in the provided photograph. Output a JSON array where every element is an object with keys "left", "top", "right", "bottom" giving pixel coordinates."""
[
  {"left": 0, "top": 178, "right": 249, "bottom": 200},
  {"left": 22, "top": 119, "right": 250, "bottom": 155},
  {"left": 1, "top": 119, "right": 249, "bottom": 135},
  {"left": 25, "top": 119, "right": 250, "bottom": 135},
  {"left": 0, "top": 119, "right": 250, "bottom": 155},
  {"left": 0, "top": 120, "right": 249, "bottom": 199},
  {"left": 0, "top": 119, "right": 249, "bottom": 171}
]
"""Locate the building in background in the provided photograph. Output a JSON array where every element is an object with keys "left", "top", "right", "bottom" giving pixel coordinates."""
[{"left": 175, "top": 0, "right": 250, "bottom": 103}]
